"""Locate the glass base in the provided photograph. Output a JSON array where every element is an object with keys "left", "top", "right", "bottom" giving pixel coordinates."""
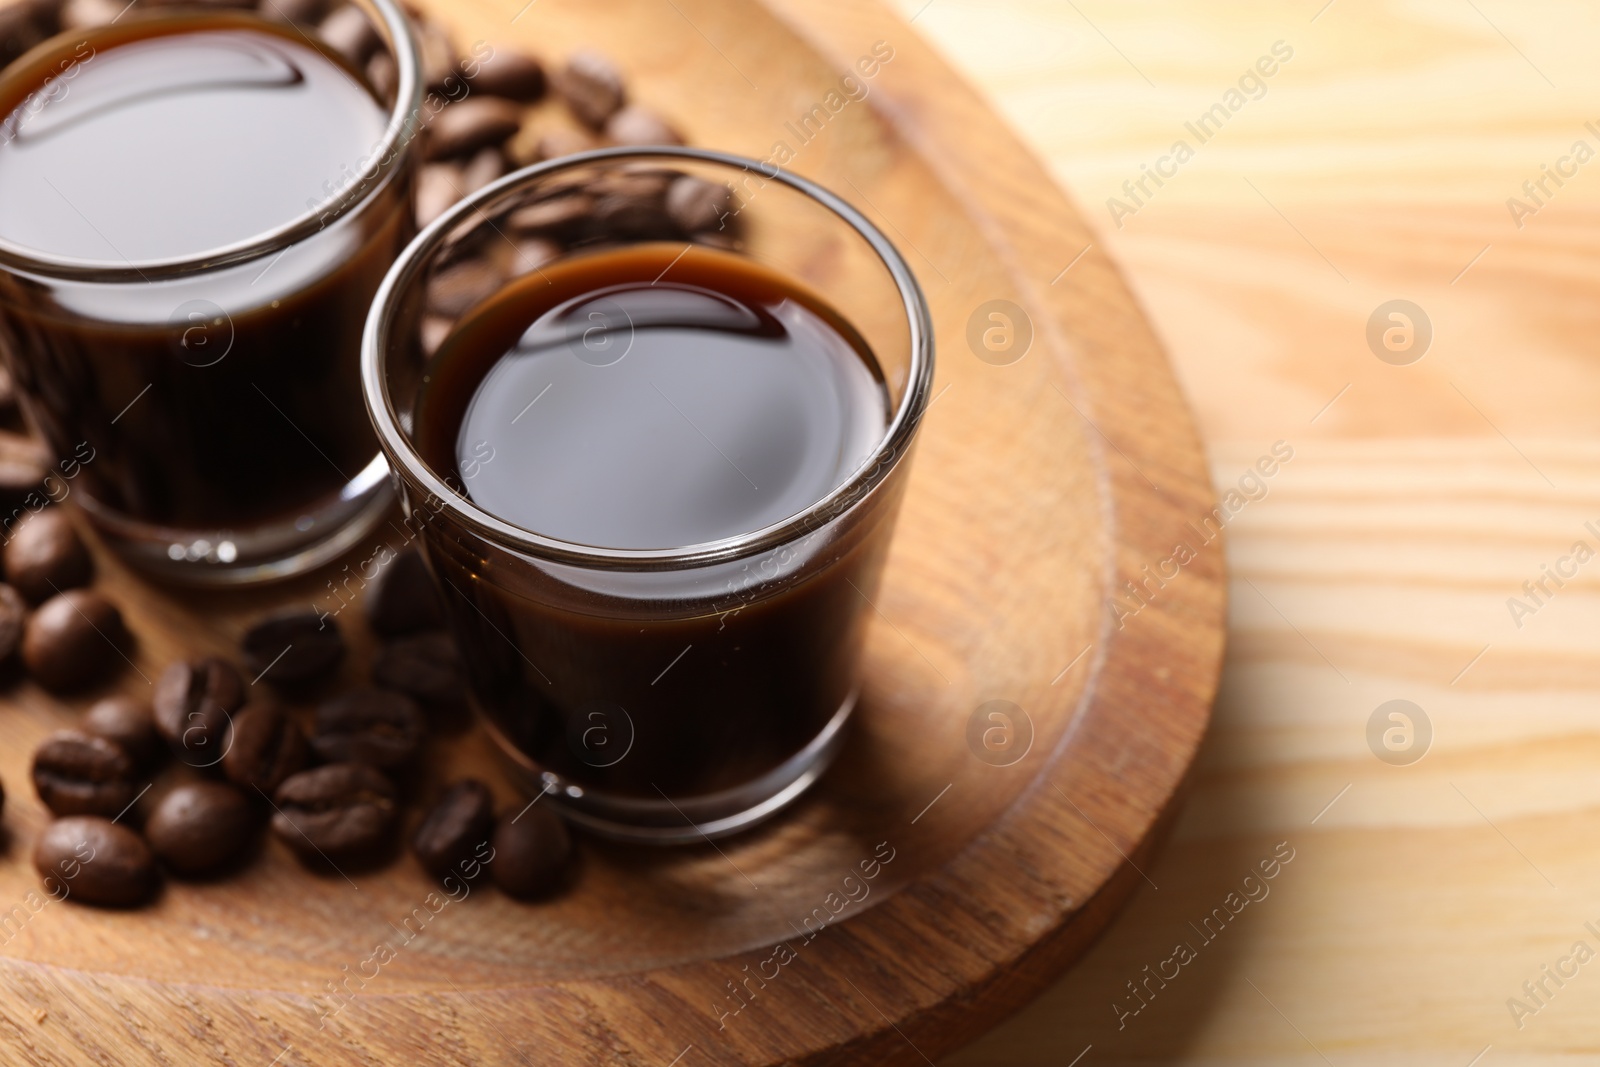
[
  {"left": 490, "top": 689, "right": 857, "bottom": 845},
  {"left": 77, "top": 454, "right": 394, "bottom": 587}
]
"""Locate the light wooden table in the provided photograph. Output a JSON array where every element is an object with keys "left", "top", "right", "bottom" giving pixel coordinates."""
[{"left": 886, "top": 1, "right": 1600, "bottom": 1063}]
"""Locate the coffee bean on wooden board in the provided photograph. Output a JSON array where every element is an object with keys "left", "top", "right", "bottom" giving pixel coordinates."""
[
  {"left": 31, "top": 730, "right": 139, "bottom": 819},
  {"left": 311, "top": 687, "right": 426, "bottom": 771},
  {"left": 145, "top": 781, "right": 259, "bottom": 877},
  {"left": 591, "top": 171, "right": 678, "bottom": 240},
  {"left": 424, "top": 98, "right": 524, "bottom": 161},
  {"left": 426, "top": 256, "right": 506, "bottom": 319},
  {"left": 460, "top": 146, "right": 508, "bottom": 195},
  {"left": 604, "top": 104, "right": 682, "bottom": 147},
  {"left": 372, "top": 630, "right": 463, "bottom": 709},
  {"left": 414, "top": 16, "right": 458, "bottom": 92},
  {"left": 272, "top": 762, "right": 398, "bottom": 868},
  {"left": 491, "top": 804, "right": 572, "bottom": 900},
  {"left": 531, "top": 128, "right": 598, "bottom": 163},
  {"left": 366, "top": 51, "right": 397, "bottom": 102},
  {"left": 222, "top": 701, "right": 308, "bottom": 794},
  {"left": 0, "top": 432, "right": 50, "bottom": 509},
  {"left": 21, "top": 589, "right": 127, "bottom": 693},
  {"left": 318, "top": 4, "right": 379, "bottom": 67},
  {"left": 411, "top": 779, "right": 494, "bottom": 881},
  {"left": 666, "top": 175, "right": 734, "bottom": 235},
  {"left": 35, "top": 816, "right": 158, "bottom": 907},
  {"left": 241, "top": 610, "right": 345, "bottom": 686},
  {"left": 469, "top": 46, "right": 545, "bottom": 102},
  {"left": 556, "top": 49, "right": 625, "bottom": 129},
  {"left": 3, "top": 506, "right": 91, "bottom": 604},
  {"left": 0, "top": 583, "right": 27, "bottom": 662},
  {"left": 83, "top": 696, "right": 163, "bottom": 770},
  {"left": 506, "top": 188, "right": 594, "bottom": 242},
  {"left": 154, "top": 657, "right": 244, "bottom": 766}
]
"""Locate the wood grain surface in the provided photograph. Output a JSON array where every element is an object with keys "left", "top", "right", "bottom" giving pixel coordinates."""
[
  {"left": 0, "top": 0, "right": 1226, "bottom": 1064},
  {"left": 884, "top": 1, "right": 1600, "bottom": 1063}
]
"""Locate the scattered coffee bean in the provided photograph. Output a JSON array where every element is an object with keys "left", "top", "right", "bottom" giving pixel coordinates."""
[
  {"left": 460, "top": 146, "right": 508, "bottom": 195},
  {"left": 591, "top": 171, "right": 677, "bottom": 240},
  {"left": 425, "top": 97, "right": 524, "bottom": 161},
  {"left": 222, "top": 701, "right": 308, "bottom": 794},
  {"left": 0, "top": 431, "right": 51, "bottom": 509},
  {"left": 31, "top": 730, "right": 139, "bottom": 818},
  {"left": 415, "top": 162, "right": 464, "bottom": 230},
  {"left": 666, "top": 175, "right": 734, "bottom": 235},
  {"left": 83, "top": 696, "right": 163, "bottom": 770},
  {"left": 154, "top": 656, "right": 244, "bottom": 765},
  {"left": 0, "top": 4, "right": 43, "bottom": 66},
  {"left": 532, "top": 127, "right": 598, "bottom": 163},
  {"left": 426, "top": 256, "right": 506, "bottom": 318},
  {"left": 35, "top": 815, "right": 158, "bottom": 907},
  {"left": 311, "top": 687, "right": 426, "bottom": 771},
  {"left": 491, "top": 805, "right": 572, "bottom": 900},
  {"left": 506, "top": 188, "right": 594, "bottom": 241},
  {"left": 414, "top": 16, "right": 459, "bottom": 92},
  {"left": 272, "top": 762, "right": 398, "bottom": 867},
  {"left": 241, "top": 610, "right": 345, "bottom": 685},
  {"left": 59, "top": 0, "right": 120, "bottom": 31},
  {"left": 557, "top": 49, "right": 625, "bottom": 129},
  {"left": 146, "top": 781, "right": 258, "bottom": 877},
  {"left": 0, "top": 583, "right": 26, "bottom": 661},
  {"left": 3, "top": 506, "right": 91, "bottom": 604},
  {"left": 411, "top": 779, "right": 494, "bottom": 880},
  {"left": 366, "top": 50, "right": 397, "bottom": 102},
  {"left": 470, "top": 45, "right": 545, "bottom": 101},
  {"left": 318, "top": 5, "right": 379, "bottom": 66},
  {"left": 258, "top": 0, "right": 327, "bottom": 25},
  {"left": 365, "top": 547, "right": 445, "bottom": 637},
  {"left": 373, "top": 630, "right": 462, "bottom": 709},
  {"left": 21, "top": 589, "right": 127, "bottom": 692},
  {"left": 604, "top": 104, "right": 682, "bottom": 147},
  {"left": 508, "top": 236, "right": 560, "bottom": 278}
]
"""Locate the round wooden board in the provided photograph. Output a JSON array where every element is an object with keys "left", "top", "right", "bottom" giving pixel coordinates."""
[{"left": 0, "top": 1, "right": 1225, "bottom": 1063}]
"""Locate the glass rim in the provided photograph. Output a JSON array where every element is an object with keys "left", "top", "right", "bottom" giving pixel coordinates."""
[
  {"left": 362, "top": 145, "right": 936, "bottom": 571},
  {"left": 0, "top": 0, "right": 422, "bottom": 282}
]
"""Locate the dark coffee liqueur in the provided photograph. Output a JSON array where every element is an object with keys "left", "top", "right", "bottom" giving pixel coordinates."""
[
  {"left": 0, "top": 15, "right": 404, "bottom": 528},
  {"left": 418, "top": 243, "right": 892, "bottom": 797}
]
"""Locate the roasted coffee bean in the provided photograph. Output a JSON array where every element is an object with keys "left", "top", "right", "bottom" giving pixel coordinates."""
[
  {"left": 83, "top": 696, "right": 163, "bottom": 770},
  {"left": 0, "top": 4, "right": 44, "bottom": 66},
  {"left": 414, "top": 16, "right": 459, "bottom": 92},
  {"left": 506, "top": 189, "right": 593, "bottom": 241},
  {"left": 3, "top": 507, "right": 91, "bottom": 604},
  {"left": 470, "top": 45, "right": 545, "bottom": 101},
  {"left": 366, "top": 51, "right": 397, "bottom": 102},
  {"left": 425, "top": 98, "right": 524, "bottom": 161},
  {"left": 0, "top": 364, "right": 18, "bottom": 421},
  {"left": 491, "top": 805, "right": 572, "bottom": 900},
  {"left": 21, "top": 589, "right": 127, "bottom": 693},
  {"left": 59, "top": 0, "right": 119, "bottom": 31},
  {"left": 531, "top": 127, "right": 598, "bottom": 163},
  {"left": 0, "top": 432, "right": 50, "bottom": 509},
  {"left": 318, "top": 4, "right": 379, "bottom": 66},
  {"left": 508, "top": 236, "right": 560, "bottom": 278},
  {"left": 259, "top": 0, "right": 328, "bottom": 27},
  {"left": 35, "top": 815, "right": 158, "bottom": 907},
  {"left": 365, "top": 547, "right": 444, "bottom": 636},
  {"left": 373, "top": 630, "right": 462, "bottom": 708},
  {"left": 145, "top": 781, "right": 259, "bottom": 877},
  {"left": 426, "top": 256, "right": 506, "bottom": 319},
  {"left": 592, "top": 175, "right": 677, "bottom": 240},
  {"left": 272, "top": 762, "right": 398, "bottom": 867},
  {"left": 154, "top": 657, "right": 244, "bottom": 766},
  {"left": 415, "top": 162, "right": 464, "bottom": 230},
  {"left": 556, "top": 49, "right": 625, "bottom": 129},
  {"left": 31, "top": 730, "right": 138, "bottom": 818},
  {"left": 411, "top": 779, "right": 494, "bottom": 880},
  {"left": 311, "top": 687, "right": 426, "bottom": 770},
  {"left": 604, "top": 104, "right": 682, "bottom": 147},
  {"left": 0, "top": 583, "right": 27, "bottom": 662},
  {"left": 222, "top": 701, "right": 308, "bottom": 793},
  {"left": 461, "top": 146, "right": 508, "bottom": 196},
  {"left": 241, "top": 610, "right": 345, "bottom": 685},
  {"left": 666, "top": 175, "right": 734, "bottom": 235}
]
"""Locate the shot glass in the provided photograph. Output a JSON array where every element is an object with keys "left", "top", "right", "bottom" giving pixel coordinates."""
[
  {"left": 0, "top": 0, "right": 422, "bottom": 584},
  {"left": 363, "top": 147, "right": 934, "bottom": 842}
]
